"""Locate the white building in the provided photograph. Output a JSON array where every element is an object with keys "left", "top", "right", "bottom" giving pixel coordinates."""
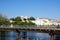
[
  {"left": 31, "top": 18, "right": 60, "bottom": 26},
  {"left": 32, "top": 18, "right": 49, "bottom": 25}
]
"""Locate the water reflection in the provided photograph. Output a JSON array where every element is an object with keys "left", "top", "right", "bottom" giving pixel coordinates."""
[
  {"left": 0, "top": 31, "right": 60, "bottom": 40},
  {"left": 55, "top": 35, "right": 60, "bottom": 40}
]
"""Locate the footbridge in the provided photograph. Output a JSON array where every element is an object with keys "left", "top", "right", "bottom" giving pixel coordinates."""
[{"left": 0, "top": 25, "right": 60, "bottom": 40}]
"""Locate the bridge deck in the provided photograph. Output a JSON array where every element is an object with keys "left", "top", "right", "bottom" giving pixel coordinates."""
[{"left": 0, "top": 26, "right": 60, "bottom": 34}]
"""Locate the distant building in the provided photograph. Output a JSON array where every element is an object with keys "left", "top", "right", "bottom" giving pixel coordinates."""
[
  {"left": 31, "top": 18, "right": 60, "bottom": 26},
  {"left": 31, "top": 18, "right": 49, "bottom": 25}
]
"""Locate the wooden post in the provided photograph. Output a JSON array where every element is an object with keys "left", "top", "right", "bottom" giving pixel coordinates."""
[
  {"left": 16, "top": 29, "right": 20, "bottom": 40},
  {"left": 50, "top": 34, "right": 54, "bottom": 40},
  {"left": 49, "top": 30, "right": 54, "bottom": 40},
  {"left": 23, "top": 31, "right": 27, "bottom": 40}
]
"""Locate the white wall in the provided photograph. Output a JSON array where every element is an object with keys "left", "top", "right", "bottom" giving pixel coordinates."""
[{"left": 31, "top": 18, "right": 60, "bottom": 26}]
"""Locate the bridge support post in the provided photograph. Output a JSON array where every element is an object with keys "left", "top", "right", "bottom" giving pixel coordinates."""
[
  {"left": 49, "top": 30, "right": 54, "bottom": 40},
  {"left": 23, "top": 31, "right": 27, "bottom": 40},
  {"left": 15, "top": 30, "right": 20, "bottom": 40},
  {"left": 50, "top": 34, "right": 54, "bottom": 40}
]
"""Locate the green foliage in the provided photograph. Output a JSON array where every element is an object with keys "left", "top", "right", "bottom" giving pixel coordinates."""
[
  {"left": 12, "top": 21, "right": 35, "bottom": 26},
  {"left": 0, "top": 14, "right": 10, "bottom": 25},
  {"left": 10, "top": 16, "right": 35, "bottom": 26},
  {"left": 10, "top": 18, "right": 15, "bottom": 21},
  {"left": 14, "top": 16, "right": 22, "bottom": 21},
  {"left": 0, "top": 14, "right": 35, "bottom": 26},
  {"left": 27, "top": 16, "right": 35, "bottom": 20},
  {"left": 57, "top": 25, "right": 60, "bottom": 28},
  {"left": 23, "top": 18, "right": 26, "bottom": 21}
]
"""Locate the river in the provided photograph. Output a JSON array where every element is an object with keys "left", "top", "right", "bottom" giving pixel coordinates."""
[{"left": 0, "top": 31, "right": 60, "bottom": 40}]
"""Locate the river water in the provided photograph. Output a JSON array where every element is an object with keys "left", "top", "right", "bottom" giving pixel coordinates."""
[{"left": 0, "top": 31, "right": 60, "bottom": 40}]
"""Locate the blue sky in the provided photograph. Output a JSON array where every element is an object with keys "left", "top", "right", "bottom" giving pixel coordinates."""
[{"left": 0, "top": 0, "right": 60, "bottom": 20}]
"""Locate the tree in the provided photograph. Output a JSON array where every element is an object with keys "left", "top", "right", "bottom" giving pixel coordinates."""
[
  {"left": 27, "top": 16, "right": 35, "bottom": 20},
  {"left": 0, "top": 14, "right": 8, "bottom": 21},
  {"left": 10, "top": 18, "right": 15, "bottom": 21},
  {"left": 57, "top": 24, "right": 60, "bottom": 28},
  {"left": 23, "top": 18, "right": 26, "bottom": 21},
  {"left": 0, "top": 13, "right": 10, "bottom": 25},
  {"left": 14, "top": 16, "right": 22, "bottom": 21}
]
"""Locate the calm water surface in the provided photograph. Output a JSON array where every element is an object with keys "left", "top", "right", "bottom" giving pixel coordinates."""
[{"left": 0, "top": 31, "right": 60, "bottom": 40}]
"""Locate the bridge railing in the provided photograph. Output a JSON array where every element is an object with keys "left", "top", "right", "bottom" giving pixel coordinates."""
[{"left": 0, "top": 25, "right": 60, "bottom": 28}]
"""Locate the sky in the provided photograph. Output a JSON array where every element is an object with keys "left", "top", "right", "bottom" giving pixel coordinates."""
[{"left": 0, "top": 0, "right": 60, "bottom": 20}]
